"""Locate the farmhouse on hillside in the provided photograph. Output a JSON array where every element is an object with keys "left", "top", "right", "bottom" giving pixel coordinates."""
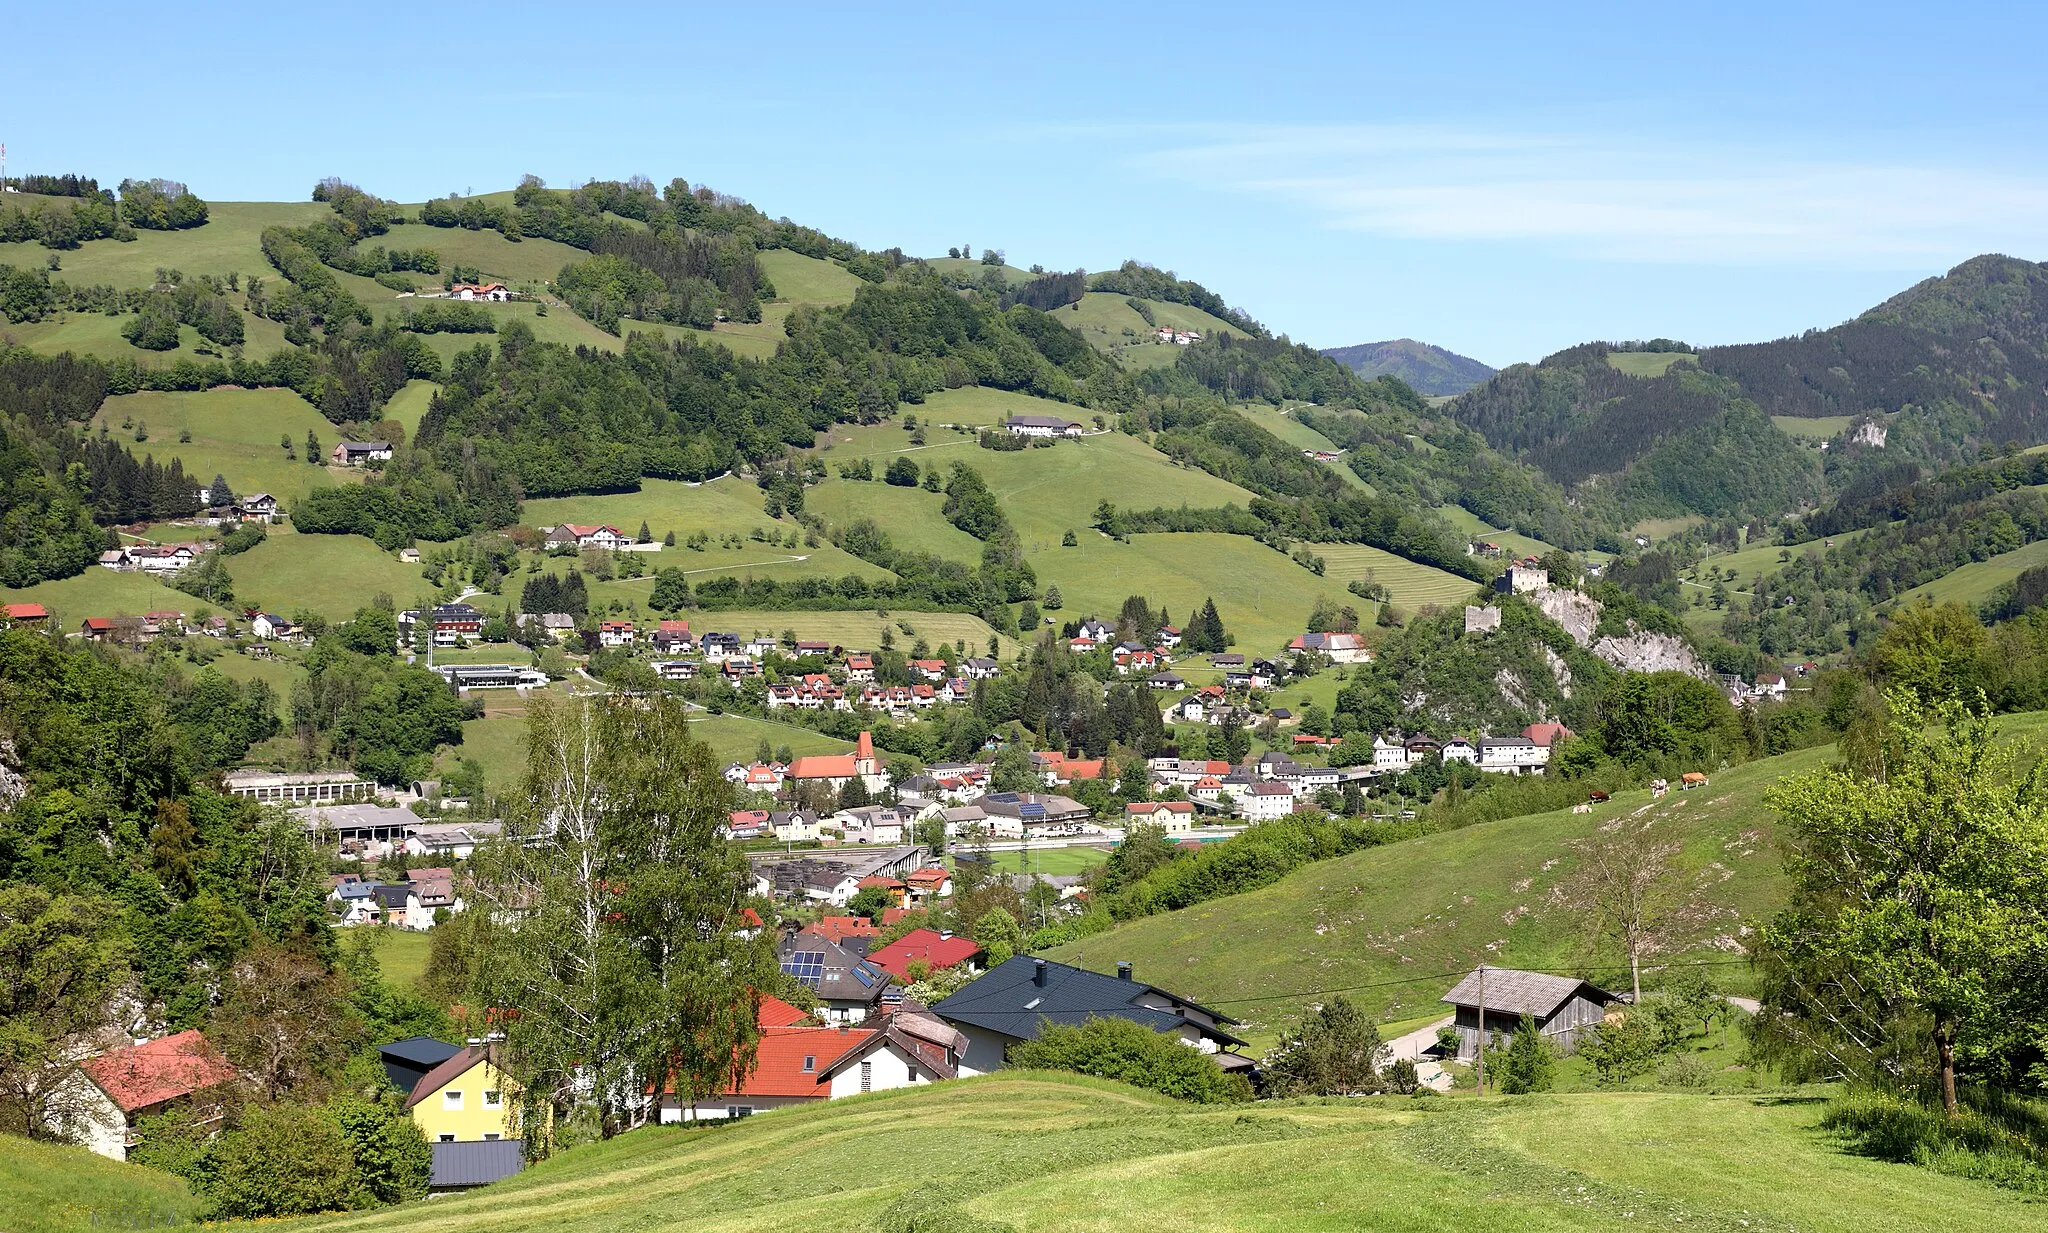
[
  {"left": 1285, "top": 631, "right": 1372, "bottom": 664},
  {"left": 331, "top": 440, "right": 394, "bottom": 467},
  {"left": 1439, "top": 968, "right": 1616, "bottom": 1059},
  {"left": 543, "top": 523, "right": 628, "bottom": 550},
  {"left": 1004, "top": 413, "right": 1083, "bottom": 438}
]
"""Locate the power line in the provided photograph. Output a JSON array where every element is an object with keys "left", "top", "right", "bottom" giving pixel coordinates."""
[{"left": 1197, "top": 957, "right": 1756, "bottom": 1009}]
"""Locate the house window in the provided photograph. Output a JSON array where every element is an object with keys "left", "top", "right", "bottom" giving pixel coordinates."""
[
  {"left": 860, "top": 1061, "right": 872, "bottom": 1092},
  {"left": 444, "top": 1090, "right": 463, "bottom": 1109},
  {"left": 438, "top": 1134, "right": 455, "bottom": 1143},
  {"left": 801, "top": 1055, "right": 815, "bottom": 1073},
  {"left": 727, "top": 1106, "right": 752, "bottom": 1118},
  {"left": 484, "top": 1090, "right": 502, "bottom": 1108},
  {"left": 484, "top": 1133, "right": 501, "bottom": 1142}
]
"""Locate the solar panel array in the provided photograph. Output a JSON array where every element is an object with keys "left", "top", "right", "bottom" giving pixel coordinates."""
[
  {"left": 852, "top": 961, "right": 879, "bottom": 988},
  {"left": 1018, "top": 802, "right": 1046, "bottom": 818},
  {"left": 781, "top": 952, "right": 825, "bottom": 986}
]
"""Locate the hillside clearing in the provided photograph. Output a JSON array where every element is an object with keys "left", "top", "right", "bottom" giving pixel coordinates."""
[
  {"left": 1301, "top": 542, "right": 1478, "bottom": 611},
  {"left": 0, "top": 1133, "right": 198, "bottom": 1233},
  {"left": 1606, "top": 350, "right": 1695, "bottom": 377},
  {"left": 1898, "top": 536, "right": 2048, "bottom": 608},
  {"left": 1771, "top": 414, "right": 1857, "bottom": 439},
  {"left": 92, "top": 387, "right": 347, "bottom": 507}
]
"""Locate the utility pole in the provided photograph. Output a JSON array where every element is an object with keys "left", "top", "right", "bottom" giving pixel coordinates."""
[{"left": 1475, "top": 964, "right": 1486, "bottom": 1096}]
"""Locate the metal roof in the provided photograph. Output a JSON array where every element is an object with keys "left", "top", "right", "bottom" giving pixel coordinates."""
[
  {"left": 430, "top": 1139, "right": 526, "bottom": 1189},
  {"left": 1440, "top": 968, "right": 1615, "bottom": 1018},
  {"left": 932, "top": 956, "right": 1243, "bottom": 1046}
]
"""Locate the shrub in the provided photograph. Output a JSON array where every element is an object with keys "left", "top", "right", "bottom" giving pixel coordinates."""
[
  {"left": 1821, "top": 1088, "right": 2048, "bottom": 1194},
  {"left": 1385, "top": 1058, "right": 1421, "bottom": 1095},
  {"left": 1485, "top": 1015, "right": 1556, "bottom": 1094},
  {"left": 1261, "top": 996, "right": 1388, "bottom": 1097},
  {"left": 1657, "top": 1053, "right": 1717, "bottom": 1089},
  {"left": 1007, "top": 1017, "right": 1245, "bottom": 1104}
]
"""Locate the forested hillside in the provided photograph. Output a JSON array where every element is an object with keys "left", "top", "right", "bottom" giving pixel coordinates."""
[
  {"left": 1446, "top": 255, "right": 2048, "bottom": 526},
  {"left": 1321, "top": 337, "right": 1496, "bottom": 396}
]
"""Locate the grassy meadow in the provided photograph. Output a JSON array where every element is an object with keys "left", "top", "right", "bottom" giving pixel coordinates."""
[
  {"left": 219, "top": 1073, "right": 2041, "bottom": 1233},
  {"left": 230, "top": 527, "right": 434, "bottom": 620},
  {"left": 1605, "top": 350, "right": 1695, "bottom": 377},
  {"left": 1898, "top": 536, "right": 2048, "bottom": 608},
  {"left": 93, "top": 387, "right": 347, "bottom": 506},
  {"left": 1771, "top": 414, "right": 1857, "bottom": 439},
  {"left": 1041, "top": 735, "right": 1868, "bottom": 1040},
  {"left": 1301, "top": 542, "right": 1480, "bottom": 612},
  {"left": 0, "top": 1133, "right": 199, "bottom": 1233},
  {"left": 3, "top": 566, "right": 187, "bottom": 625}
]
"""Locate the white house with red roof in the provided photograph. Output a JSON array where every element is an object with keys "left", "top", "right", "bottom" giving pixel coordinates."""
[
  {"left": 50, "top": 1030, "right": 238, "bottom": 1160},
  {"left": 654, "top": 998, "right": 964, "bottom": 1122},
  {"left": 450, "top": 282, "right": 510, "bottom": 302},
  {"left": 1285, "top": 631, "right": 1373, "bottom": 664},
  {"left": 1238, "top": 781, "right": 1298, "bottom": 821},
  {"left": 1124, "top": 800, "right": 1195, "bottom": 834},
  {"left": 542, "top": 523, "right": 627, "bottom": 550}
]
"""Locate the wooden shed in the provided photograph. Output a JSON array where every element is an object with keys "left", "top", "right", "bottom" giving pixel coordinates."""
[{"left": 1440, "top": 968, "right": 1616, "bottom": 1059}]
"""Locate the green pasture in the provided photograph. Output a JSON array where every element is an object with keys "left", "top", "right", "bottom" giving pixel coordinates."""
[
  {"left": 93, "top": 387, "right": 346, "bottom": 506},
  {"left": 230, "top": 527, "right": 434, "bottom": 620},
  {"left": 1605, "top": 350, "right": 1695, "bottom": 377},
  {"left": 1898, "top": 536, "right": 2048, "bottom": 608},
  {"left": 1302, "top": 542, "right": 1481, "bottom": 612},
  {"left": 1771, "top": 414, "right": 1856, "bottom": 440}
]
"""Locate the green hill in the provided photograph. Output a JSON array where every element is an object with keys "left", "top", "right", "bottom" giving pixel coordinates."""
[
  {"left": 1446, "top": 255, "right": 2048, "bottom": 526},
  {"left": 0, "top": 1134, "right": 198, "bottom": 1233},
  {"left": 247, "top": 1074, "right": 2032, "bottom": 1233},
  {"left": 1042, "top": 720, "right": 2048, "bottom": 1040},
  {"left": 1322, "top": 338, "right": 1497, "bottom": 396}
]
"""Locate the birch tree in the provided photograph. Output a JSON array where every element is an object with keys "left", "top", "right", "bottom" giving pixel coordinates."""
[{"left": 464, "top": 693, "right": 776, "bottom": 1140}]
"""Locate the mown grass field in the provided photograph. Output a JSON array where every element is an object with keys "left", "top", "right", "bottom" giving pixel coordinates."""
[
  {"left": 1059, "top": 291, "right": 1244, "bottom": 357},
  {"left": 1771, "top": 414, "right": 1857, "bottom": 439},
  {"left": 0, "top": 200, "right": 326, "bottom": 286},
  {"left": 676, "top": 609, "right": 1022, "bottom": 659},
  {"left": 1898, "top": 536, "right": 2048, "bottom": 608},
  {"left": 239, "top": 1073, "right": 2040, "bottom": 1233},
  {"left": 1606, "top": 350, "right": 1695, "bottom": 377},
  {"left": 381, "top": 379, "right": 440, "bottom": 434},
  {"left": 0, "top": 1132, "right": 198, "bottom": 1233},
  {"left": 1043, "top": 735, "right": 1878, "bottom": 1040},
  {"left": 3, "top": 566, "right": 185, "bottom": 623},
  {"left": 93, "top": 387, "right": 346, "bottom": 507},
  {"left": 229, "top": 527, "right": 433, "bottom": 620},
  {"left": 0, "top": 304, "right": 294, "bottom": 362},
  {"left": 1301, "top": 542, "right": 1481, "bottom": 612},
  {"left": 986, "top": 846, "right": 1110, "bottom": 875}
]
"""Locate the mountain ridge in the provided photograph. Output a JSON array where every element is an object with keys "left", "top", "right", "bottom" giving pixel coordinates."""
[{"left": 1320, "top": 337, "right": 1496, "bottom": 396}]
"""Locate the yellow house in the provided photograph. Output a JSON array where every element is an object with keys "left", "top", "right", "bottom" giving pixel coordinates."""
[{"left": 402, "top": 1045, "right": 523, "bottom": 1144}]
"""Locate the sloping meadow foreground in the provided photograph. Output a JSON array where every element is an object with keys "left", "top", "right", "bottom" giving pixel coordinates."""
[{"left": 268, "top": 1074, "right": 2034, "bottom": 1233}]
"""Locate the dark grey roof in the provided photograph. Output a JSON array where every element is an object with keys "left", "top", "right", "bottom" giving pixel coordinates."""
[
  {"left": 372, "top": 883, "right": 412, "bottom": 909},
  {"left": 377, "top": 1036, "right": 461, "bottom": 1093},
  {"left": 430, "top": 1139, "right": 525, "bottom": 1189},
  {"left": 1441, "top": 968, "right": 1615, "bottom": 1018},
  {"left": 932, "top": 956, "right": 1243, "bottom": 1046}
]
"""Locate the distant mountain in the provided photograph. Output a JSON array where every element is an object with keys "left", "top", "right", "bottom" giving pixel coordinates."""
[
  {"left": 1442, "top": 254, "right": 2048, "bottom": 523},
  {"left": 1320, "top": 338, "right": 1496, "bottom": 396}
]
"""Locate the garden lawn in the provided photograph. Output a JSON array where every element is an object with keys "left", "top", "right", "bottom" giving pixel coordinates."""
[
  {"left": 366, "top": 927, "right": 434, "bottom": 992},
  {"left": 985, "top": 846, "right": 1110, "bottom": 875}
]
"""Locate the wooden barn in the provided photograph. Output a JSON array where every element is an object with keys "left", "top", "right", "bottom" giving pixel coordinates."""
[{"left": 1440, "top": 968, "right": 1616, "bottom": 1058}]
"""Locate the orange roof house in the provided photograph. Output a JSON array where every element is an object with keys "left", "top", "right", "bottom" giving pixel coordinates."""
[{"left": 64, "top": 1030, "right": 238, "bottom": 1160}]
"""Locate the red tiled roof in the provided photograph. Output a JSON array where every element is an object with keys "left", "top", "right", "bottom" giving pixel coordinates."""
[
  {"left": 906, "top": 867, "right": 949, "bottom": 886},
  {"left": 856, "top": 875, "right": 906, "bottom": 889},
  {"left": 787, "top": 754, "right": 857, "bottom": 780},
  {"left": 79, "top": 1031, "right": 237, "bottom": 1114},
  {"left": 806, "top": 915, "right": 878, "bottom": 944},
  {"left": 1522, "top": 722, "right": 1575, "bottom": 747},
  {"left": 3, "top": 603, "right": 49, "bottom": 619},
  {"left": 82, "top": 617, "right": 114, "bottom": 631},
  {"left": 757, "top": 993, "right": 809, "bottom": 1027},
  {"left": 865, "top": 929, "right": 983, "bottom": 982},
  {"left": 1127, "top": 801, "right": 1193, "bottom": 816},
  {"left": 1065, "top": 760, "right": 1104, "bottom": 780},
  {"left": 729, "top": 1026, "right": 873, "bottom": 1097}
]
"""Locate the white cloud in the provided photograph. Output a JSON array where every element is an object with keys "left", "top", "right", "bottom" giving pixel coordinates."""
[{"left": 1130, "top": 125, "right": 2048, "bottom": 266}]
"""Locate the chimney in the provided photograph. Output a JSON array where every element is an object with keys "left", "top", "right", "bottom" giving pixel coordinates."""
[
  {"left": 1117, "top": 962, "right": 1133, "bottom": 981},
  {"left": 837, "top": 1021, "right": 850, "bottom": 1034},
  {"left": 1033, "top": 959, "right": 1047, "bottom": 987},
  {"left": 939, "top": 929, "right": 953, "bottom": 940}
]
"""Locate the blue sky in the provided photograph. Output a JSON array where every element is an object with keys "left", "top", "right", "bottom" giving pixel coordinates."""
[{"left": 11, "top": 1, "right": 2048, "bottom": 364}]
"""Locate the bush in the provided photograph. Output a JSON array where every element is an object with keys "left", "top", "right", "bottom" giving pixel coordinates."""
[
  {"left": 1576, "top": 1011, "right": 1662, "bottom": 1087},
  {"left": 1485, "top": 1015, "right": 1556, "bottom": 1094},
  {"left": 1007, "top": 1017, "right": 1245, "bottom": 1104},
  {"left": 1822, "top": 1088, "right": 2048, "bottom": 1194},
  {"left": 1656, "top": 1052, "right": 1717, "bottom": 1089},
  {"left": 194, "top": 1103, "right": 360, "bottom": 1218}
]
